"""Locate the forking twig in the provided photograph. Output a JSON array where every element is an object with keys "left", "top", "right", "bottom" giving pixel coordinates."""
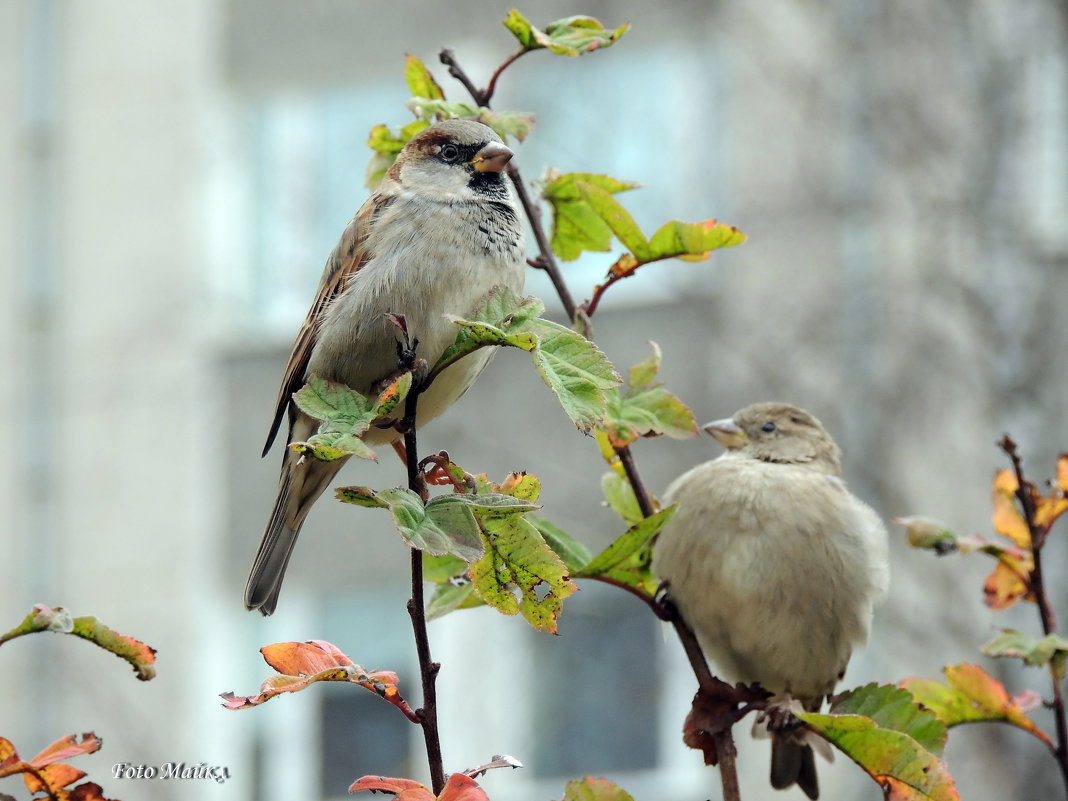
[
  {"left": 440, "top": 46, "right": 745, "bottom": 801},
  {"left": 999, "top": 435, "right": 1068, "bottom": 796}
]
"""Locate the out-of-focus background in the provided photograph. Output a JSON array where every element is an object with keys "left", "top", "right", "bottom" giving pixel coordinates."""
[{"left": 2, "top": 1, "right": 1067, "bottom": 799}]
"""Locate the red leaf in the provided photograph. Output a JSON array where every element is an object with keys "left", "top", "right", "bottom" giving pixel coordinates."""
[{"left": 438, "top": 774, "right": 490, "bottom": 801}]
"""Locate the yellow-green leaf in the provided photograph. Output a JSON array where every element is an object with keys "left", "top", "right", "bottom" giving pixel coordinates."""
[
  {"left": 576, "top": 506, "right": 674, "bottom": 596},
  {"left": 900, "top": 663, "right": 1053, "bottom": 748},
  {"left": 503, "top": 10, "right": 630, "bottom": 56},
  {"left": 798, "top": 713, "right": 958, "bottom": 801},
  {"left": 404, "top": 54, "right": 444, "bottom": 100},
  {"left": 470, "top": 516, "right": 577, "bottom": 633}
]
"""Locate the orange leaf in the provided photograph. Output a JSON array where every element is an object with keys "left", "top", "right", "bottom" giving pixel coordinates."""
[
  {"left": 983, "top": 557, "right": 1033, "bottom": 610},
  {"left": 30, "top": 733, "right": 103, "bottom": 767},
  {"left": 23, "top": 763, "right": 87, "bottom": 794},
  {"left": 349, "top": 776, "right": 435, "bottom": 800},
  {"left": 1057, "top": 454, "right": 1068, "bottom": 493},
  {"left": 260, "top": 639, "right": 355, "bottom": 675},
  {"left": 221, "top": 640, "right": 416, "bottom": 722},
  {"left": 991, "top": 470, "right": 1031, "bottom": 548},
  {"left": 1034, "top": 495, "right": 1068, "bottom": 530}
]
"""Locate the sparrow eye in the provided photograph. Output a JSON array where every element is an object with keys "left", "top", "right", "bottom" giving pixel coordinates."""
[
  {"left": 761, "top": 421, "right": 777, "bottom": 433},
  {"left": 439, "top": 144, "right": 460, "bottom": 163}
]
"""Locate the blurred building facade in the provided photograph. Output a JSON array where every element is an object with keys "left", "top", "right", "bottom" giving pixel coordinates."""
[{"left": 2, "top": 1, "right": 1067, "bottom": 800}]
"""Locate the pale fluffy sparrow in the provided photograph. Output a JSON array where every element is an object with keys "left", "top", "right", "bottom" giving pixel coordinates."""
[
  {"left": 652, "top": 402, "right": 889, "bottom": 799},
  {"left": 245, "top": 119, "right": 526, "bottom": 615}
]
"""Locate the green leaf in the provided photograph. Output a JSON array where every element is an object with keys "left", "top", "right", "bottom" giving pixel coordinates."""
[
  {"left": 426, "top": 582, "right": 484, "bottom": 620},
  {"left": 450, "top": 492, "right": 541, "bottom": 518},
  {"left": 503, "top": 10, "right": 630, "bottom": 55},
  {"left": 601, "top": 471, "right": 643, "bottom": 526},
  {"left": 406, "top": 97, "right": 481, "bottom": 122},
  {"left": 900, "top": 663, "right": 1053, "bottom": 748},
  {"left": 541, "top": 172, "right": 641, "bottom": 261},
  {"left": 798, "top": 709, "right": 958, "bottom": 801},
  {"left": 559, "top": 777, "right": 636, "bottom": 801},
  {"left": 435, "top": 318, "right": 537, "bottom": 376},
  {"left": 470, "top": 515, "right": 577, "bottom": 633},
  {"left": 481, "top": 109, "right": 536, "bottom": 143},
  {"left": 627, "top": 341, "right": 662, "bottom": 390},
  {"left": 982, "top": 629, "right": 1068, "bottom": 675},
  {"left": 502, "top": 8, "right": 539, "bottom": 49},
  {"left": 293, "top": 375, "right": 408, "bottom": 462},
  {"left": 422, "top": 552, "right": 468, "bottom": 582},
  {"left": 344, "top": 487, "right": 484, "bottom": 561},
  {"left": 830, "top": 683, "right": 947, "bottom": 756},
  {"left": 604, "top": 385, "right": 697, "bottom": 448},
  {"left": 577, "top": 506, "right": 675, "bottom": 596},
  {"left": 529, "top": 516, "right": 592, "bottom": 571},
  {"left": 336, "top": 486, "right": 389, "bottom": 508},
  {"left": 404, "top": 54, "right": 444, "bottom": 99},
  {"left": 645, "top": 218, "right": 747, "bottom": 262},
  {"left": 526, "top": 317, "right": 620, "bottom": 430},
  {"left": 438, "top": 286, "right": 620, "bottom": 430},
  {"left": 293, "top": 375, "right": 373, "bottom": 424}
]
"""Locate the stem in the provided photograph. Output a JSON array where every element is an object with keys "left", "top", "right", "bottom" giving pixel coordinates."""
[
  {"left": 616, "top": 445, "right": 656, "bottom": 518},
  {"left": 439, "top": 49, "right": 486, "bottom": 106},
  {"left": 507, "top": 166, "right": 579, "bottom": 321},
  {"left": 403, "top": 390, "right": 445, "bottom": 794},
  {"left": 442, "top": 40, "right": 742, "bottom": 800},
  {"left": 999, "top": 435, "right": 1068, "bottom": 795},
  {"left": 484, "top": 49, "right": 529, "bottom": 105},
  {"left": 715, "top": 732, "right": 742, "bottom": 801}
]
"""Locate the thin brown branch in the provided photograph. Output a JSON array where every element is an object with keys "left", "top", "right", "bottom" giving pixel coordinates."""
[
  {"left": 439, "top": 48, "right": 486, "bottom": 106},
  {"left": 507, "top": 166, "right": 578, "bottom": 321},
  {"left": 440, "top": 40, "right": 741, "bottom": 801},
  {"left": 998, "top": 435, "right": 1068, "bottom": 796},
  {"left": 402, "top": 388, "right": 445, "bottom": 795},
  {"left": 616, "top": 444, "right": 656, "bottom": 518},
  {"left": 484, "top": 49, "right": 529, "bottom": 105}
]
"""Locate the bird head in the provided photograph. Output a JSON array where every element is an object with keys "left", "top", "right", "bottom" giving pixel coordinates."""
[
  {"left": 704, "top": 402, "right": 843, "bottom": 475},
  {"left": 387, "top": 119, "right": 514, "bottom": 202}
]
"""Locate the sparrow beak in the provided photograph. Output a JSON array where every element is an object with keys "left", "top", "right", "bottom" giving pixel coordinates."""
[
  {"left": 471, "top": 141, "right": 514, "bottom": 173},
  {"left": 703, "top": 417, "right": 749, "bottom": 450}
]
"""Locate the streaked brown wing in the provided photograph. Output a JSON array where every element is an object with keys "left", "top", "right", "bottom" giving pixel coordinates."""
[{"left": 261, "top": 193, "right": 389, "bottom": 457}]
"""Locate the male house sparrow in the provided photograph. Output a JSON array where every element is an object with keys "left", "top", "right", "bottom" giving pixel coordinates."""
[
  {"left": 245, "top": 119, "right": 526, "bottom": 615},
  {"left": 652, "top": 402, "right": 889, "bottom": 799}
]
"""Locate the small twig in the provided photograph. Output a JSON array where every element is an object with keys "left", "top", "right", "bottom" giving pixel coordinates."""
[
  {"left": 439, "top": 48, "right": 486, "bottom": 105},
  {"left": 616, "top": 445, "right": 656, "bottom": 518},
  {"left": 402, "top": 387, "right": 445, "bottom": 795},
  {"left": 507, "top": 166, "right": 579, "bottom": 321},
  {"left": 583, "top": 273, "right": 626, "bottom": 319},
  {"left": 999, "top": 435, "right": 1068, "bottom": 796},
  {"left": 484, "top": 49, "right": 529, "bottom": 105}
]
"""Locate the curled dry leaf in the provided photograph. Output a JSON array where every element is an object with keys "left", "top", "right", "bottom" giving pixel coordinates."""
[{"left": 220, "top": 640, "right": 418, "bottom": 723}]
